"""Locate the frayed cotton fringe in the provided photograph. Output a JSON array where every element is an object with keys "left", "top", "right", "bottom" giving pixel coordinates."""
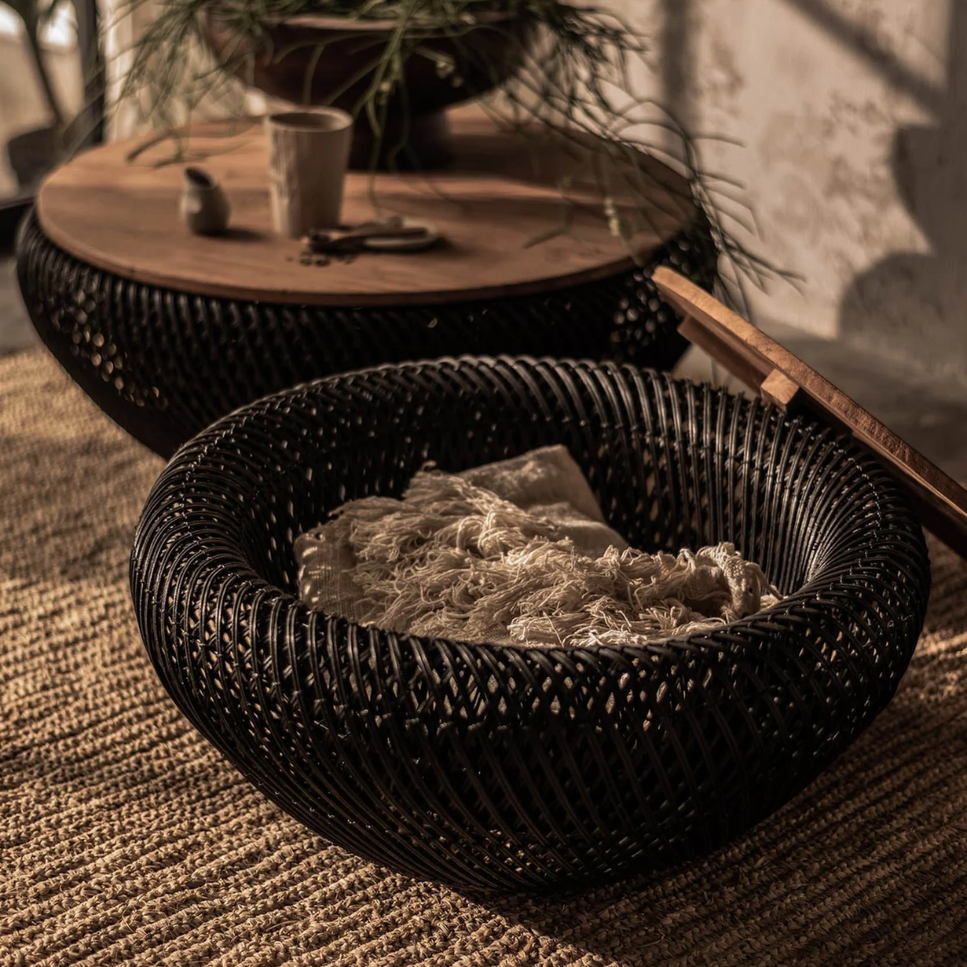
[{"left": 300, "top": 469, "right": 780, "bottom": 649}]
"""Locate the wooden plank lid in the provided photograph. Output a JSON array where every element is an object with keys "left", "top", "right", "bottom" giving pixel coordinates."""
[{"left": 653, "top": 266, "right": 967, "bottom": 560}]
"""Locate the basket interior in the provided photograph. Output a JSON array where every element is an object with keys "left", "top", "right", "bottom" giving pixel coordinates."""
[{"left": 220, "top": 362, "right": 872, "bottom": 607}]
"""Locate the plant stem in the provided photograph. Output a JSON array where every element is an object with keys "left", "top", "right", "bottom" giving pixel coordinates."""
[{"left": 22, "top": 11, "right": 65, "bottom": 129}]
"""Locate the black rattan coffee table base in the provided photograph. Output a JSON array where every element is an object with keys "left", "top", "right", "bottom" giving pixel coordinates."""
[{"left": 17, "top": 209, "right": 717, "bottom": 458}]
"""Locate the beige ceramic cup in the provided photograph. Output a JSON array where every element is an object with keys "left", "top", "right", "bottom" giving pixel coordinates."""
[{"left": 265, "top": 109, "right": 354, "bottom": 238}]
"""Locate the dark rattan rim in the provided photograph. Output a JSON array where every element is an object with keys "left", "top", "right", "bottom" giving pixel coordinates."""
[{"left": 130, "top": 355, "right": 930, "bottom": 895}]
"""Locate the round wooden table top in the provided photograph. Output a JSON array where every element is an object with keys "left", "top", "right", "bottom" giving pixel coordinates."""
[{"left": 37, "top": 106, "right": 697, "bottom": 307}]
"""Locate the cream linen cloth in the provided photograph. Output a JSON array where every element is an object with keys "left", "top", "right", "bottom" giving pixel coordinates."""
[{"left": 295, "top": 446, "right": 778, "bottom": 648}]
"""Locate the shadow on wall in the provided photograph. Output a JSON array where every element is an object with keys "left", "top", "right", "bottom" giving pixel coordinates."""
[
  {"left": 663, "top": 0, "right": 966, "bottom": 378},
  {"left": 838, "top": 2, "right": 967, "bottom": 379}
]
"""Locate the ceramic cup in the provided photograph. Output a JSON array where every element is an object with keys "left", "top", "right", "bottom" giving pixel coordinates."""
[
  {"left": 265, "top": 109, "right": 354, "bottom": 238},
  {"left": 180, "top": 166, "right": 230, "bottom": 236}
]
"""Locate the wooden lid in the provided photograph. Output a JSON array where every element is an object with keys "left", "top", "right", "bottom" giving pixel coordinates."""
[
  {"left": 36, "top": 107, "right": 696, "bottom": 307},
  {"left": 653, "top": 267, "right": 967, "bottom": 560}
]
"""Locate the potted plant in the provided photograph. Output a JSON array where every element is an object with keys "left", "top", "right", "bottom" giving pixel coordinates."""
[
  {"left": 122, "top": 1, "right": 636, "bottom": 165},
  {"left": 117, "top": 0, "right": 771, "bottom": 286}
]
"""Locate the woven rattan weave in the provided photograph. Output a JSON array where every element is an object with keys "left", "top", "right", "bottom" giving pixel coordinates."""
[
  {"left": 130, "top": 356, "right": 931, "bottom": 895},
  {"left": 16, "top": 209, "right": 716, "bottom": 459}
]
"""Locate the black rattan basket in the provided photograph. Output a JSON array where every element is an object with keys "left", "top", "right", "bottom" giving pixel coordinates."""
[{"left": 130, "top": 356, "right": 931, "bottom": 895}]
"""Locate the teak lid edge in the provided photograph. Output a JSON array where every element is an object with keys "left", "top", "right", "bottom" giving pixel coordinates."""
[{"left": 652, "top": 265, "right": 967, "bottom": 560}]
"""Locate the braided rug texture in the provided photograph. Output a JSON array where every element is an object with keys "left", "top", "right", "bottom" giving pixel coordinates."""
[{"left": 2, "top": 349, "right": 966, "bottom": 966}]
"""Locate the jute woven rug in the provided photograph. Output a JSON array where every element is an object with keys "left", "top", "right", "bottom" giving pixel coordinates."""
[{"left": 3, "top": 349, "right": 967, "bottom": 967}]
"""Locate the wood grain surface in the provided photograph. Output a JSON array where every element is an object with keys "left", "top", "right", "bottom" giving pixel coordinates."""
[
  {"left": 37, "top": 106, "right": 695, "bottom": 307},
  {"left": 654, "top": 266, "right": 967, "bottom": 560}
]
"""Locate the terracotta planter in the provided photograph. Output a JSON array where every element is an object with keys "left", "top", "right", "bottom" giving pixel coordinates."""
[{"left": 200, "top": 12, "right": 532, "bottom": 168}]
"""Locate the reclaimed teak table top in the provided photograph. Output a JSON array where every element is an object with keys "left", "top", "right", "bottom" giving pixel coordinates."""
[{"left": 37, "top": 106, "right": 697, "bottom": 307}]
